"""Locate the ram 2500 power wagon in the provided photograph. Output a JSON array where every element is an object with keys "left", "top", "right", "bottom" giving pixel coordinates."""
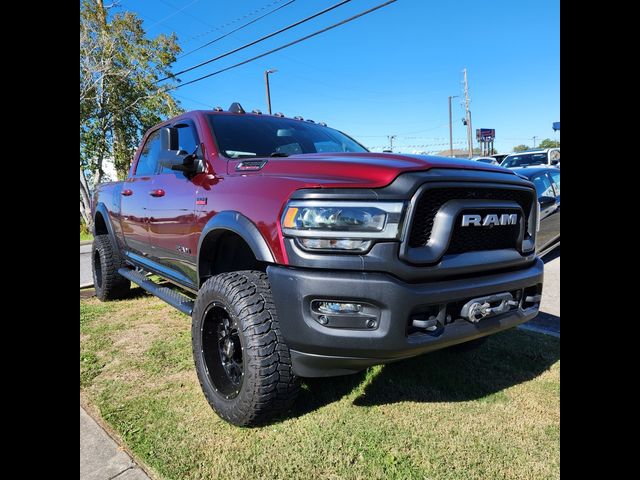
[{"left": 92, "top": 103, "right": 544, "bottom": 426}]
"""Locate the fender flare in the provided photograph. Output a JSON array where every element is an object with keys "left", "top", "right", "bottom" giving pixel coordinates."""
[
  {"left": 197, "top": 211, "right": 275, "bottom": 280},
  {"left": 93, "top": 202, "right": 121, "bottom": 256}
]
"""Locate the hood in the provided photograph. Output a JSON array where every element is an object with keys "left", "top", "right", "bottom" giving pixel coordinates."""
[{"left": 256, "top": 152, "right": 516, "bottom": 188}]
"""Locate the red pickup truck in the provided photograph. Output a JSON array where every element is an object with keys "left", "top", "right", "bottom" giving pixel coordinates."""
[{"left": 92, "top": 103, "right": 544, "bottom": 426}]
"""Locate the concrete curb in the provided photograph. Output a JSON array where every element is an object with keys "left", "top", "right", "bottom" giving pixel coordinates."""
[
  {"left": 80, "top": 404, "right": 151, "bottom": 480},
  {"left": 80, "top": 240, "right": 93, "bottom": 246},
  {"left": 80, "top": 282, "right": 94, "bottom": 289}
]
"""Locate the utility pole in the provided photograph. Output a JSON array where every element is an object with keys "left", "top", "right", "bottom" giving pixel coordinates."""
[
  {"left": 463, "top": 68, "right": 473, "bottom": 158},
  {"left": 532, "top": 136, "right": 537, "bottom": 148},
  {"left": 448, "top": 95, "right": 458, "bottom": 157},
  {"left": 264, "top": 69, "right": 277, "bottom": 114},
  {"left": 387, "top": 135, "right": 396, "bottom": 152}
]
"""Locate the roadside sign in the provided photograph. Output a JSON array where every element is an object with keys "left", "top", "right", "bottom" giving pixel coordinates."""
[
  {"left": 476, "top": 128, "right": 495, "bottom": 140},
  {"left": 553, "top": 122, "right": 560, "bottom": 131}
]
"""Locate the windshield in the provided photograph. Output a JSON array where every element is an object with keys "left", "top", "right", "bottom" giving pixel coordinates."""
[
  {"left": 207, "top": 114, "right": 368, "bottom": 158},
  {"left": 501, "top": 152, "right": 548, "bottom": 168}
]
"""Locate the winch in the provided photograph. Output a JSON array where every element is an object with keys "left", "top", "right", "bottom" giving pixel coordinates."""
[{"left": 460, "top": 292, "right": 519, "bottom": 323}]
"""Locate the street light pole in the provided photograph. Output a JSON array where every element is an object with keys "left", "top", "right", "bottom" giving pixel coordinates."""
[
  {"left": 532, "top": 136, "right": 537, "bottom": 148},
  {"left": 387, "top": 135, "right": 396, "bottom": 152},
  {"left": 264, "top": 69, "right": 277, "bottom": 114},
  {"left": 448, "top": 95, "right": 458, "bottom": 157},
  {"left": 463, "top": 68, "right": 473, "bottom": 158}
]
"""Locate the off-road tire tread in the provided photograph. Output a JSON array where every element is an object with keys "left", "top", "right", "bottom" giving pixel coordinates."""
[
  {"left": 192, "top": 270, "right": 300, "bottom": 427},
  {"left": 92, "top": 234, "right": 130, "bottom": 301}
]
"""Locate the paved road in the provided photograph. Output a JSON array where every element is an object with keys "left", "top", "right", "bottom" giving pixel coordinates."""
[
  {"left": 80, "top": 406, "right": 150, "bottom": 480},
  {"left": 521, "top": 247, "right": 560, "bottom": 336},
  {"left": 80, "top": 242, "right": 93, "bottom": 287}
]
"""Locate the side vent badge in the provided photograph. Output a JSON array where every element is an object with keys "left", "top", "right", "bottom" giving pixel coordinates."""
[{"left": 236, "top": 160, "right": 268, "bottom": 172}]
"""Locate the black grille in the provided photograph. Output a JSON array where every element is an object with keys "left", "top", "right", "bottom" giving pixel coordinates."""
[
  {"left": 446, "top": 209, "right": 521, "bottom": 253},
  {"left": 408, "top": 187, "right": 533, "bottom": 249}
]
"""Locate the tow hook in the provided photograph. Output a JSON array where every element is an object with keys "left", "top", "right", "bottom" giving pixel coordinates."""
[
  {"left": 412, "top": 304, "right": 449, "bottom": 333},
  {"left": 460, "top": 292, "right": 519, "bottom": 323}
]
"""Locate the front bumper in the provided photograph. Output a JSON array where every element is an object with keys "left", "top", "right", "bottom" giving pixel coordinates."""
[{"left": 267, "top": 257, "right": 544, "bottom": 377}]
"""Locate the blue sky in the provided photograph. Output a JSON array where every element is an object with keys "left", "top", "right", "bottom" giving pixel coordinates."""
[{"left": 115, "top": 0, "right": 559, "bottom": 154}]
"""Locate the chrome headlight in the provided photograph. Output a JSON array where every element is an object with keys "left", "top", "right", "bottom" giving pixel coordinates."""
[{"left": 281, "top": 201, "right": 405, "bottom": 251}]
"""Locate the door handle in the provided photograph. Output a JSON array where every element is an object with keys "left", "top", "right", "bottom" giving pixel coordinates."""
[
  {"left": 149, "top": 189, "right": 165, "bottom": 197},
  {"left": 121, "top": 189, "right": 133, "bottom": 196}
]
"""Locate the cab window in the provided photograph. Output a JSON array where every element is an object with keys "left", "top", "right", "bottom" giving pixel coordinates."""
[
  {"left": 158, "top": 123, "right": 200, "bottom": 175},
  {"left": 549, "top": 170, "right": 560, "bottom": 195},
  {"left": 134, "top": 130, "right": 161, "bottom": 176},
  {"left": 532, "top": 173, "right": 555, "bottom": 198}
]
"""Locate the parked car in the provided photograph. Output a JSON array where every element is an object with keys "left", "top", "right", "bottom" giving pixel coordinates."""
[
  {"left": 490, "top": 153, "right": 509, "bottom": 164},
  {"left": 471, "top": 156, "right": 499, "bottom": 165},
  {"left": 512, "top": 166, "right": 560, "bottom": 256},
  {"left": 501, "top": 148, "right": 560, "bottom": 169},
  {"left": 91, "top": 103, "right": 544, "bottom": 426}
]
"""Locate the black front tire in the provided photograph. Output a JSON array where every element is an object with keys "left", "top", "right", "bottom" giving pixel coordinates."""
[
  {"left": 192, "top": 270, "right": 300, "bottom": 427},
  {"left": 92, "top": 234, "right": 130, "bottom": 301}
]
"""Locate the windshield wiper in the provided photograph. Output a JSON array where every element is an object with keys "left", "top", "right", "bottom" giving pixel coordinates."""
[{"left": 270, "top": 152, "right": 289, "bottom": 157}]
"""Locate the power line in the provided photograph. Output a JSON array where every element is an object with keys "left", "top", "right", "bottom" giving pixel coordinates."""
[
  {"left": 161, "top": 0, "right": 398, "bottom": 92},
  {"left": 178, "top": 0, "right": 297, "bottom": 60},
  {"left": 172, "top": 92, "right": 212, "bottom": 108},
  {"left": 147, "top": 0, "right": 202, "bottom": 30},
  {"left": 181, "top": 0, "right": 293, "bottom": 44},
  {"left": 367, "top": 141, "right": 467, "bottom": 149},
  {"left": 157, "top": 0, "right": 353, "bottom": 83}
]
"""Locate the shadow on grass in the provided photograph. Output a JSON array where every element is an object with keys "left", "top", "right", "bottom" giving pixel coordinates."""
[
  {"left": 289, "top": 370, "right": 369, "bottom": 419},
  {"left": 80, "top": 286, "right": 154, "bottom": 301},
  {"left": 122, "top": 286, "right": 150, "bottom": 300},
  {"left": 123, "top": 281, "right": 194, "bottom": 301},
  {"left": 287, "top": 328, "right": 559, "bottom": 419}
]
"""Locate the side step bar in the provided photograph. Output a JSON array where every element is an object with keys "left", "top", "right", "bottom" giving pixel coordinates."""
[{"left": 118, "top": 268, "right": 194, "bottom": 315}]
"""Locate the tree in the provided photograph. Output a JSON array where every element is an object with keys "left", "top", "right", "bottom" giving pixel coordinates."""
[
  {"left": 537, "top": 138, "right": 560, "bottom": 148},
  {"left": 513, "top": 144, "right": 530, "bottom": 152},
  {"left": 80, "top": 0, "right": 182, "bottom": 229}
]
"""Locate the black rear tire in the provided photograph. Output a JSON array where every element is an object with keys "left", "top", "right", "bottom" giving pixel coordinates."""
[
  {"left": 192, "top": 270, "right": 300, "bottom": 427},
  {"left": 92, "top": 234, "right": 131, "bottom": 301}
]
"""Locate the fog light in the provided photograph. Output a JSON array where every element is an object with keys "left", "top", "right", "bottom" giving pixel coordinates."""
[{"left": 315, "top": 301, "right": 363, "bottom": 314}]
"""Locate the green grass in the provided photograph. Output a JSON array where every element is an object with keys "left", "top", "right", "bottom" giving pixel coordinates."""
[
  {"left": 80, "top": 292, "right": 560, "bottom": 480},
  {"left": 80, "top": 231, "right": 93, "bottom": 242}
]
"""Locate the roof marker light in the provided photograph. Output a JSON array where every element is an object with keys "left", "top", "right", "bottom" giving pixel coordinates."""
[{"left": 228, "top": 102, "right": 246, "bottom": 114}]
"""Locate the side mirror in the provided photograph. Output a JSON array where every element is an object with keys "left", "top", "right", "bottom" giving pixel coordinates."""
[
  {"left": 539, "top": 195, "right": 556, "bottom": 207},
  {"left": 171, "top": 147, "right": 204, "bottom": 177},
  {"left": 160, "top": 127, "right": 179, "bottom": 151}
]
